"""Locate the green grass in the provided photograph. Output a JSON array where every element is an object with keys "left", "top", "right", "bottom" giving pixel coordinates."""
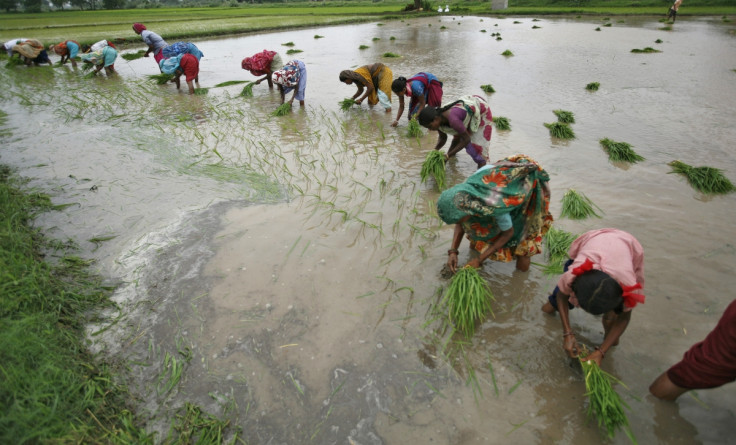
[
  {"left": 553, "top": 109, "right": 575, "bottom": 124},
  {"left": 286, "top": 49, "right": 303, "bottom": 55},
  {"left": 480, "top": 84, "right": 495, "bottom": 93},
  {"left": 544, "top": 122, "right": 575, "bottom": 139},
  {"left": 442, "top": 266, "right": 494, "bottom": 339},
  {"left": 560, "top": 189, "right": 602, "bottom": 220},
  {"left": 359, "top": 45, "right": 370, "bottom": 50},
  {"left": 493, "top": 116, "right": 511, "bottom": 131},
  {"left": 668, "top": 160, "right": 736, "bottom": 195},
  {"left": 420, "top": 150, "right": 446, "bottom": 190},
  {"left": 599, "top": 138, "right": 645, "bottom": 163},
  {"left": 586, "top": 82, "right": 600, "bottom": 91},
  {"left": 193, "top": 87, "right": 209, "bottom": 95}
]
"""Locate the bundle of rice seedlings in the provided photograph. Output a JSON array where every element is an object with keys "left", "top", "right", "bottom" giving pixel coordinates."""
[
  {"left": 660, "top": 25, "right": 672, "bottom": 31},
  {"left": 480, "top": 84, "right": 495, "bottom": 93},
  {"left": 560, "top": 189, "right": 602, "bottom": 220},
  {"left": 314, "top": 35, "right": 324, "bottom": 39},
  {"left": 5, "top": 57, "right": 24, "bottom": 67},
  {"left": 281, "top": 41, "right": 295, "bottom": 47},
  {"left": 599, "top": 138, "right": 645, "bottom": 163},
  {"left": 193, "top": 88, "right": 208, "bottom": 95},
  {"left": 631, "top": 47, "right": 661, "bottom": 53},
  {"left": 553, "top": 109, "right": 575, "bottom": 124},
  {"left": 339, "top": 98, "right": 357, "bottom": 111},
  {"left": 442, "top": 266, "right": 495, "bottom": 338},
  {"left": 148, "top": 73, "right": 174, "bottom": 85},
  {"left": 655, "top": 39, "right": 663, "bottom": 43},
  {"left": 544, "top": 122, "right": 576, "bottom": 139},
  {"left": 83, "top": 70, "right": 97, "bottom": 79},
  {"left": 383, "top": 52, "right": 400, "bottom": 58},
  {"left": 420, "top": 150, "right": 446, "bottom": 190},
  {"left": 595, "top": 27, "right": 602, "bottom": 31},
  {"left": 496, "top": 36, "right": 503, "bottom": 41},
  {"left": 668, "top": 160, "right": 736, "bottom": 195},
  {"left": 80, "top": 61, "right": 94, "bottom": 72},
  {"left": 580, "top": 354, "right": 636, "bottom": 442},
  {"left": 240, "top": 82, "right": 255, "bottom": 97},
  {"left": 501, "top": 50, "right": 514, "bottom": 56},
  {"left": 586, "top": 82, "right": 600, "bottom": 91},
  {"left": 390, "top": 36, "right": 396, "bottom": 40},
  {"left": 542, "top": 227, "right": 577, "bottom": 276},
  {"left": 214, "top": 80, "right": 247, "bottom": 88},
  {"left": 532, "top": 25, "right": 541, "bottom": 29},
  {"left": 481, "top": 29, "right": 487, "bottom": 33},
  {"left": 372, "top": 37, "right": 381, "bottom": 41},
  {"left": 407, "top": 118, "right": 422, "bottom": 138},
  {"left": 493, "top": 116, "right": 510, "bottom": 130},
  {"left": 286, "top": 49, "right": 302, "bottom": 55},
  {"left": 604, "top": 23, "right": 612, "bottom": 27},
  {"left": 359, "top": 45, "right": 370, "bottom": 50},
  {"left": 271, "top": 102, "right": 292, "bottom": 117},
  {"left": 121, "top": 50, "right": 145, "bottom": 61}
]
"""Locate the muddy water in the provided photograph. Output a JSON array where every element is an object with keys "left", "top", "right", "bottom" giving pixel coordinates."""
[{"left": 1, "top": 15, "right": 735, "bottom": 444}]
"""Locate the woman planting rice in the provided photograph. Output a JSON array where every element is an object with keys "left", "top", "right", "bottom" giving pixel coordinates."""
[
  {"left": 11, "top": 39, "right": 52, "bottom": 66},
  {"left": 391, "top": 72, "right": 443, "bottom": 127},
  {"left": 542, "top": 228, "right": 645, "bottom": 366},
  {"left": 438, "top": 155, "right": 552, "bottom": 274},
  {"left": 160, "top": 53, "right": 200, "bottom": 94},
  {"left": 161, "top": 42, "right": 204, "bottom": 61},
  {"left": 81, "top": 46, "right": 118, "bottom": 76},
  {"left": 4, "top": 38, "right": 28, "bottom": 57},
  {"left": 82, "top": 40, "right": 116, "bottom": 54},
  {"left": 49, "top": 40, "right": 81, "bottom": 67},
  {"left": 242, "top": 50, "right": 283, "bottom": 89},
  {"left": 417, "top": 95, "right": 493, "bottom": 169},
  {"left": 271, "top": 59, "right": 307, "bottom": 107},
  {"left": 339, "top": 63, "right": 393, "bottom": 112},
  {"left": 132, "top": 23, "right": 169, "bottom": 67}
]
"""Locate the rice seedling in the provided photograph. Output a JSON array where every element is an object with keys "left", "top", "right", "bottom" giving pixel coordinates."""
[
  {"left": 314, "top": 34, "right": 324, "bottom": 39},
  {"left": 5, "top": 57, "right": 25, "bottom": 67},
  {"left": 271, "top": 102, "right": 292, "bottom": 117},
  {"left": 513, "top": 21, "right": 522, "bottom": 24},
  {"left": 553, "top": 109, "right": 575, "bottom": 124},
  {"left": 359, "top": 45, "right": 370, "bottom": 50},
  {"left": 580, "top": 353, "right": 636, "bottom": 443},
  {"left": 604, "top": 23, "right": 612, "bottom": 27},
  {"left": 631, "top": 47, "right": 661, "bottom": 53},
  {"left": 496, "top": 37, "right": 503, "bottom": 41},
  {"left": 493, "top": 116, "right": 510, "bottom": 130},
  {"left": 286, "top": 49, "right": 303, "bottom": 55},
  {"left": 147, "top": 73, "right": 174, "bottom": 84},
  {"left": 544, "top": 122, "right": 575, "bottom": 139},
  {"left": 372, "top": 37, "right": 381, "bottom": 41},
  {"left": 193, "top": 88, "right": 209, "bottom": 95},
  {"left": 560, "top": 189, "right": 602, "bottom": 220},
  {"left": 390, "top": 36, "right": 396, "bottom": 40},
  {"left": 660, "top": 25, "right": 673, "bottom": 31},
  {"left": 595, "top": 27, "right": 601, "bottom": 31},
  {"left": 501, "top": 50, "right": 514, "bottom": 56},
  {"left": 480, "top": 84, "right": 495, "bottom": 93},
  {"left": 214, "top": 80, "right": 247, "bottom": 88},
  {"left": 420, "top": 150, "right": 446, "bottom": 190},
  {"left": 586, "top": 82, "right": 600, "bottom": 91},
  {"left": 282, "top": 41, "right": 295, "bottom": 46},
  {"left": 121, "top": 50, "right": 146, "bottom": 61},
  {"left": 407, "top": 118, "right": 422, "bottom": 138},
  {"left": 541, "top": 226, "right": 577, "bottom": 276},
  {"left": 668, "top": 160, "right": 736, "bottom": 195},
  {"left": 240, "top": 82, "right": 255, "bottom": 97},
  {"left": 442, "top": 266, "right": 495, "bottom": 338},
  {"left": 599, "top": 138, "right": 644, "bottom": 164},
  {"left": 440, "top": 26, "right": 447, "bottom": 30},
  {"left": 383, "top": 52, "right": 400, "bottom": 58},
  {"left": 532, "top": 25, "right": 541, "bottom": 29},
  {"left": 339, "top": 98, "right": 357, "bottom": 111},
  {"left": 655, "top": 39, "right": 663, "bottom": 43}
]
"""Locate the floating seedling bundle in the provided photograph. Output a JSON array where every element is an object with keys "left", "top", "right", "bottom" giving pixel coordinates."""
[
  {"left": 480, "top": 84, "right": 495, "bottom": 93},
  {"left": 560, "top": 189, "right": 602, "bottom": 220},
  {"left": 420, "top": 150, "right": 446, "bottom": 190},
  {"left": 271, "top": 102, "right": 292, "bottom": 117},
  {"left": 586, "top": 82, "right": 600, "bottom": 91},
  {"left": 668, "top": 160, "right": 735, "bottom": 195},
  {"left": 599, "top": 138, "right": 644, "bottom": 163},
  {"left": 193, "top": 88, "right": 209, "bottom": 95},
  {"left": 147, "top": 73, "right": 174, "bottom": 85},
  {"left": 553, "top": 109, "right": 575, "bottom": 124},
  {"left": 493, "top": 116, "right": 510, "bottom": 130},
  {"left": 631, "top": 47, "right": 661, "bottom": 53},
  {"left": 240, "top": 82, "right": 255, "bottom": 97},
  {"left": 442, "top": 266, "right": 494, "bottom": 338},
  {"left": 214, "top": 80, "right": 247, "bottom": 88},
  {"left": 382, "top": 52, "right": 400, "bottom": 58},
  {"left": 501, "top": 50, "right": 514, "bottom": 56},
  {"left": 5, "top": 57, "right": 24, "bottom": 68},
  {"left": 121, "top": 50, "right": 145, "bottom": 61},
  {"left": 540, "top": 226, "right": 577, "bottom": 276},
  {"left": 544, "top": 122, "right": 575, "bottom": 139},
  {"left": 339, "top": 98, "right": 357, "bottom": 111},
  {"left": 580, "top": 355, "right": 636, "bottom": 443},
  {"left": 407, "top": 118, "right": 422, "bottom": 138}
]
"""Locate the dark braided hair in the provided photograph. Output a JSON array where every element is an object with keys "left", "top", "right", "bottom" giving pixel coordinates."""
[
  {"left": 572, "top": 270, "right": 624, "bottom": 315},
  {"left": 391, "top": 76, "right": 407, "bottom": 94},
  {"left": 417, "top": 100, "right": 463, "bottom": 127}
]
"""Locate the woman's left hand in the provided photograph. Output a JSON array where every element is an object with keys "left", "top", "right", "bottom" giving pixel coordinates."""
[
  {"left": 583, "top": 349, "right": 603, "bottom": 367},
  {"left": 466, "top": 258, "right": 481, "bottom": 269}
]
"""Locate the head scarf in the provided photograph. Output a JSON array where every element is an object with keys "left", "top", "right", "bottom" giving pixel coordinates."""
[
  {"left": 159, "top": 54, "right": 184, "bottom": 75},
  {"left": 271, "top": 60, "right": 301, "bottom": 87},
  {"left": 339, "top": 70, "right": 363, "bottom": 84},
  {"left": 132, "top": 23, "right": 147, "bottom": 33}
]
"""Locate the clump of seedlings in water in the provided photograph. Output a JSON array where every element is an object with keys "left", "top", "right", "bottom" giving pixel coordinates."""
[
  {"left": 481, "top": 29, "right": 487, "bottom": 33},
  {"left": 390, "top": 36, "right": 396, "bottom": 40},
  {"left": 513, "top": 21, "right": 522, "bottom": 24},
  {"left": 383, "top": 52, "right": 400, "bottom": 58},
  {"left": 493, "top": 116, "right": 510, "bottom": 130},
  {"left": 147, "top": 73, "right": 174, "bottom": 84},
  {"left": 553, "top": 109, "right": 575, "bottom": 124},
  {"left": 501, "top": 50, "right": 514, "bottom": 56},
  {"left": 668, "top": 160, "right": 736, "bottom": 195},
  {"left": 539, "top": 226, "right": 578, "bottom": 275},
  {"left": 286, "top": 49, "right": 302, "bottom": 55},
  {"left": 480, "top": 84, "right": 495, "bottom": 93},
  {"left": 339, "top": 98, "right": 357, "bottom": 111},
  {"left": 193, "top": 88, "right": 208, "bottom": 95},
  {"left": 660, "top": 25, "right": 672, "bottom": 31},
  {"left": 595, "top": 27, "right": 601, "bottom": 31},
  {"left": 532, "top": 25, "right": 541, "bottom": 29},
  {"left": 407, "top": 118, "right": 422, "bottom": 138},
  {"left": 420, "top": 150, "right": 446, "bottom": 190},
  {"left": 544, "top": 122, "right": 575, "bottom": 139},
  {"left": 5, "top": 57, "right": 24, "bottom": 68},
  {"left": 440, "top": 26, "right": 447, "bottom": 30},
  {"left": 240, "top": 82, "right": 254, "bottom": 97},
  {"left": 442, "top": 266, "right": 494, "bottom": 338},
  {"left": 586, "top": 82, "right": 600, "bottom": 91},
  {"left": 599, "top": 138, "right": 644, "bottom": 164},
  {"left": 496, "top": 36, "right": 503, "bottom": 41},
  {"left": 282, "top": 41, "right": 295, "bottom": 47},
  {"left": 580, "top": 351, "right": 636, "bottom": 443},
  {"left": 272, "top": 103, "right": 292, "bottom": 117},
  {"left": 214, "top": 80, "right": 247, "bottom": 88},
  {"left": 631, "top": 47, "right": 661, "bottom": 53},
  {"left": 314, "top": 34, "right": 324, "bottom": 39},
  {"left": 359, "top": 45, "right": 370, "bottom": 50},
  {"left": 560, "top": 189, "right": 602, "bottom": 220},
  {"left": 604, "top": 23, "right": 612, "bottom": 27},
  {"left": 121, "top": 50, "right": 146, "bottom": 61},
  {"left": 655, "top": 39, "right": 663, "bottom": 43},
  {"left": 372, "top": 37, "right": 381, "bottom": 41}
]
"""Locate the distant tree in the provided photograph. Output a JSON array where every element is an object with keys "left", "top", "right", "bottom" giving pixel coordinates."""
[
  {"left": 50, "top": 0, "right": 65, "bottom": 10},
  {"left": 103, "top": 0, "right": 125, "bottom": 8},
  {"left": 1, "top": 0, "right": 19, "bottom": 12},
  {"left": 23, "top": 0, "right": 42, "bottom": 12}
]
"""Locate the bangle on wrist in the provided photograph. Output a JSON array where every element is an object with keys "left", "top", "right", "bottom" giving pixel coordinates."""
[
  {"left": 562, "top": 331, "right": 574, "bottom": 337},
  {"left": 595, "top": 346, "right": 606, "bottom": 358},
  {"left": 447, "top": 248, "right": 459, "bottom": 255}
]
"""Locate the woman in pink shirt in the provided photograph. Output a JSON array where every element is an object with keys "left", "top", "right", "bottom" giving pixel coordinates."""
[{"left": 541, "top": 228, "right": 645, "bottom": 365}]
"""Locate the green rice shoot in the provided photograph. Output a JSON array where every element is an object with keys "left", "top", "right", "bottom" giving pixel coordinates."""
[
  {"left": 493, "top": 116, "right": 510, "bottom": 130},
  {"left": 580, "top": 353, "right": 636, "bottom": 443},
  {"left": 541, "top": 227, "right": 577, "bottom": 276},
  {"left": 382, "top": 52, "right": 400, "bottom": 58},
  {"left": 631, "top": 47, "right": 661, "bottom": 53},
  {"left": 339, "top": 98, "right": 357, "bottom": 111},
  {"left": 544, "top": 122, "right": 576, "bottom": 139},
  {"left": 214, "top": 80, "right": 248, "bottom": 88},
  {"left": 281, "top": 41, "right": 295, "bottom": 46},
  {"left": 599, "top": 138, "right": 645, "bottom": 164},
  {"left": 586, "top": 82, "right": 600, "bottom": 91},
  {"left": 314, "top": 35, "right": 324, "bottom": 39},
  {"left": 359, "top": 45, "right": 370, "bottom": 50},
  {"left": 121, "top": 50, "right": 145, "bottom": 61},
  {"left": 271, "top": 102, "right": 292, "bottom": 117},
  {"left": 501, "top": 49, "right": 514, "bottom": 56},
  {"left": 80, "top": 61, "right": 94, "bottom": 72},
  {"left": 560, "top": 189, "right": 602, "bottom": 220},
  {"left": 286, "top": 49, "right": 303, "bottom": 55},
  {"left": 668, "top": 160, "right": 736, "bottom": 195},
  {"left": 553, "top": 109, "right": 575, "bottom": 124},
  {"left": 442, "top": 266, "right": 494, "bottom": 339},
  {"left": 193, "top": 88, "right": 209, "bottom": 95},
  {"left": 407, "top": 118, "right": 422, "bottom": 138},
  {"left": 480, "top": 84, "right": 495, "bottom": 93},
  {"left": 147, "top": 73, "right": 174, "bottom": 85},
  {"left": 5, "top": 57, "right": 24, "bottom": 67},
  {"left": 420, "top": 150, "right": 446, "bottom": 191},
  {"left": 240, "top": 82, "right": 255, "bottom": 97}
]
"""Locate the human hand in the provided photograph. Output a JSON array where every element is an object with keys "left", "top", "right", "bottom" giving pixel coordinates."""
[
  {"left": 255, "top": 79, "right": 262, "bottom": 85},
  {"left": 355, "top": 98, "right": 363, "bottom": 105},
  {"left": 583, "top": 349, "right": 603, "bottom": 367},
  {"left": 563, "top": 334, "right": 579, "bottom": 358},
  {"left": 466, "top": 257, "right": 481, "bottom": 269},
  {"left": 391, "top": 120, "right": 398, "bottom": 127},
  {"left": 447, "top": 252, "right": 458, "bottom": 274}
]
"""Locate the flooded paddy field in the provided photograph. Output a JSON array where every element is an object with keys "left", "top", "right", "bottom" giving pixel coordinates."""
[{"left": 1, "top": 15, "right": 735, "bottom": 444}]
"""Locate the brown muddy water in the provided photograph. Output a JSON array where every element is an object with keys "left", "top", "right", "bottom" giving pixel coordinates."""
[{"left": 1, "top": 14, "right": 735, "bottom": 444}]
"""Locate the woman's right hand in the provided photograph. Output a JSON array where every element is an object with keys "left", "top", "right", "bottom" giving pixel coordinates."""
[
  {"left": 563, "top": 334, "right": 579, "bottom": 358},
  {"left": 447, "top": 252, "right": 458, "bottom": 274},
  {"left": 391, "top": 120, "right": 399, "bottom": 127}
]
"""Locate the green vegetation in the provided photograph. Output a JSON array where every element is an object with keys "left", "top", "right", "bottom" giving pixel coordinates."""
[
  {"left": 240, "top": 81, "right": 254, "bottom": 97},
  {"left": 631, "top": 47, "right": 661, "bottom": 53},
  {"left": 599, "top": 138, "right": 645, "bottom": 163},
  {"left": 501, "top": 49, "right": 514, "bottom": 56},
  {"left": 383, "top": 52, "right": 400, "bottom": 58},
  {"left": 214, "top": 80, "right": 248, "bottom": 88},
  {"left": 442, "top": 266, "right": 494, "bottom": 339},
  {"left": 480, "top": 84, "right": 495, "bottom": 93},
  {"left": 271, "top": 102, "right": 292, "bottom": 117},
  {"left": 668, "top": 160, "right": 736, "bottom": 195},
  {"left": 586, "top": 82, "right": 600, "bottom": 91},
  {"left": 359, "top": 45, "right": 370, "bottom": 50},
  {"left": 121, "top": 50, "right": 146, "bottom": 61},
  {"left": 560, "top": 189, "right": 602, "bottom": 220},
  {"left": 286, "top": 49, "right": 303, "bottom": 55},
  {"left": 544, "top": 122, "right": 575, "bottom": 139},
  {"left": 281, "top": 41, "right": 295, "bottom": 46},
  {"left": 407, "top": 117, "right": 423, "bottom": 138},
  {"left": 420, "top": 150, "right": 446, "bottom": 190},
  {"left": 339, "top": 97, "right": 357, "bottom": 111},
  {"left": 493, "top": 116, "right": 510, "bottom": 130},
  {"left": 580, "top": 355, "right": 636, "bottom": 443},
  {"left": 539, "top": 226, "right": 577, "bottom": 276},
  {"left": 314, "top": 34, "right": 324, "bottom": 39},
  {"left": 553, "top": 109, "right": 575, "bottom": 124},
  {"left": 147, "top": 73, "right": 174, "bottom": 85},
  {"left": 193, "top": 87, "right": 209, "bottom": 95}
]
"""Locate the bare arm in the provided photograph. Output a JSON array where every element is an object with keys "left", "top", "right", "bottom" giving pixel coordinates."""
[
  {"left": 411, "top": 94, "right": 427, "bottom": 119},
  {"left": 392, "top": 95, "right": 405, "bottom": 126},
  {"left": 466, "top": 227, "right": 514, "bottom": 268},
  {"left": 447, "top": 223, "right": 466, "bottom": 273},
  {"left": 434, "top": 131, "right": 448, "bottom": 151},
  {"left": 446, "top": 133, "right": 472, "bottom": 158},
  {"left": 557, "top": 292, "right": 579, "bottom": 358}
]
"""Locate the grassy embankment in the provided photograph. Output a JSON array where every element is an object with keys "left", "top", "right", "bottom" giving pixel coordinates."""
[{"left": 1, "top": 1, "right": 734, "bottom": 47}]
